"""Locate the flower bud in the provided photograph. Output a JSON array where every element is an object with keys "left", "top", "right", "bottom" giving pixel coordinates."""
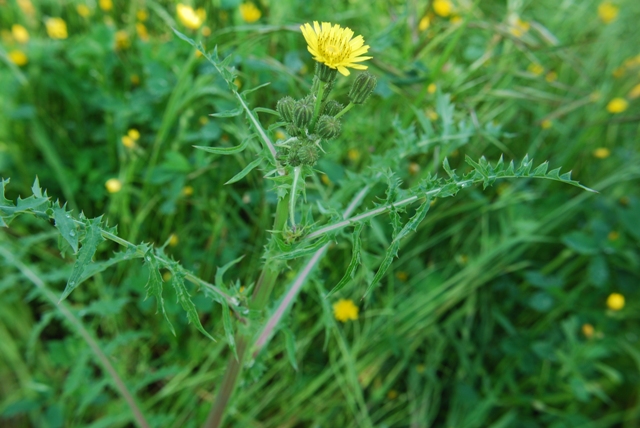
[
  {"left": 286, "top": 123, "right": 303, "bottom": 137},
  {"left": 348, "top": 72, "right": 377, "bottom": 105},
  {"left": 316, "top": 115, "right": 342, "bottom": 140},
  {"left": 299, "top": 143, "right": 320, "bottom": 166},
  {"left": 286, "top": 145, "right": 303, "bottom": 167},
  {"left": 323, "top": 100, "right": 343, "bottom": 117},
  {"left": 293, "top": 96, "right": 314, "bottom": 128},
  {"left": 276, "top": 96, "right": 295, "bottom": 122},
  {"left": 315, "top": 62, "right": 338, "bottom": 83}
]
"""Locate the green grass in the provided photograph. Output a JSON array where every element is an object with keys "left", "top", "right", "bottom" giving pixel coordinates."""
[{"left": 1, "top": 0, "right": 640, "bottom": 427}]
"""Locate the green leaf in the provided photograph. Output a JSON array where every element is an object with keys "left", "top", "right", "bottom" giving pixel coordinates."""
[
  {"left": 75, "top": 246, "right": 142, "bottom": 288},
  {"left": 241, "top": 82, "right": 271, "bottom": 96},
  {"left": 144, "top": 251, "right": 175, "bottom": 335},
  {"left": 562, "top": 231, "right": 600, "bottom": 255},
  {"left": 169, "top": 267, "right": 216, "bottom": 341},
  {"left": 53, "top": 202, "right": 78, "bottom": 253},
  {"left": 215, "top": 255, "right": 245, "bottom": 290},
  {"left": 273, "top": 236, "right": 330, "bottom": 261},
  {"left": 171, "top": 27, "right": 195, "bottom": 45},
  {"left": 588, "top": 254, "right": 609, "bottom": 287},
  {"left": 225, "top": 156, "right": 264, "bottom": 185},
  {"left": 59, "top": 217, "right": 106, "bottom": 302},
  {"left": 327, "top": 223, "right": 363, "bottom": 297},
  {"left": 220, "top": 299, "right": 237, "bottom": 359},
  {"left": 282, "top": 327, "right": 299, "bottom": 371},
  {"left": 209, "top": 107, "right": 243, "bottom": 118},
  {"left": 0, "top": 178, "right": 16, "bottom": 227},
  {"left": 194, "top": 135, "right": 253, "bottom": 155}
]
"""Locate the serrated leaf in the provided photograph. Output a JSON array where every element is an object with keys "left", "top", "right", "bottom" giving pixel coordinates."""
[
  {"left": 170, "top": 268, "right": 215, "bottom": 341},
  {"left": 282, "top": 327, "right": 298, "bottom": 371},
  {"left": 225, "top": 156, "right": 264, "bottom": 185},
  {"left": 144, "top": 252, "right": 175, "bottom": 335},
  {"left": 220, "top": 299, "right": 237, "bottom": 360},
  {"left": 209, "top": 107, "right": 243, "bottom": 118},
  {"left": 273, "top": 236, "right": 330, "bottom": 261},
  {"left": 215, "top": 255, "right": 245, "bottom": 290},
  {"left": 53, "top": 202, "right": 78, "bottom": 253},
  {"left": 171, "top": 27, "right": 196, "bottom": 45},
  {"left": 194, "top": 135, "right": 253, "bottom": 155},
  {"left": 75, "top": 246, "right": 141, "bottom": 287},
  {"left": 1, "top": 178, "right": 16, "bottom": 227},
  {"left": 327, "top": 223, "right": 364, "bottom": 297},
  {"left": 59, "top": 217, "right": 106, "bottom": 302},
  {"left": 241, "top": 82, "right": 271, "bottom": 96}
]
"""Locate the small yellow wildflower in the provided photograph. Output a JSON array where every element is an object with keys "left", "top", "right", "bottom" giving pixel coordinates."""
[
  {"left": 541, "top": 119, "right": 552, "bottom": 129},
  {"left": 612, "top": 67, "right": 625, "bottom": 78},
  {"left": 347, "top": 148, "right": 361, "bottom": 161},
  {"left": 606, "top": 98, "right": 628, "bottom": 113},
  {"left": 300, "top": 21, "right": 372, "bottom": 76},
  {"left": 607, "top": 230, "right": 619, "bottom": 241},
  {"left": 182, "top": 186, "right": 194, "bottom": 196},
  {"left": 628, "top": 83, "right": 640, "bottom": 99},
  {"left": 427, "top": 83, "right": 437, "bottom": 94},
  {"left": 598, "top": 2, "right": 619, "bottom": 24},
  {"left": 321, "top": 174, "right": 331, "bottom": 185},
  {"left": 115, "top": 30, "right": 130, "bottom": 50},
  {"left": 8, "top": 50, "right": 28, "bottom": 66},
  {"left": 105, "top": 178, "right": 123, "bottom": 193},
  {"left": 45, "top": 18, "right": 68, "bottom": 39},
  {"left": 177, "top": 4, "right": 206, "bottom": 30},
  {"left": 545, "top": 71, "right": 558, "bottom": 82},
  {"left": 275, "top": 130, "right": 286, "bottom": 141},
  {"left": 239, "top": 3, "right": 261, "bottom": 23},
  {"left": 169, "top": 233, "right": 179, "bottom": 246},
  {"left": 131, "top": 74, "right": 140, "bottom": 85},
  {"left": 528, "top": 63, "right": 544, "bottom": 76},
  {"left": 509, "top": 17, "right": 530, "bottom": 37},
  {"left": 17, "top": 0, "right": 35, "bottom": 16},
  {"left": 333, "top": 299, "right": 359, "bottom": 322},
  {"left": 426, "top": 108, "right": 438, "bottom": 121},
  {"left": 387, "top": 390, "right": 398, "bottom": 399},
  {"left": 395, "top": 271, "right": 409, "bottom": 282},
  {"left": 202, "top": 26, "right": 212, "bottom": 37},
  {"left": 199, "top": 116, "right": 209, "bottom": 126},
  {"left": 582, "top": 323, "right": 594, "bottom": 338},
  {"left": 606, "top": 292, "right": 625, "bottom": 311},
  {"left": 136, "top": 23, "right": 149, "bottom": 41},
  {"left": 77, "top": 4, "right": 91, "bottom": 17},
  {"left": 234, "top": 78, "right": 242, "bottom": 89},
  {"left": 137, "top": 10, "right": 148, "bottom": 21},
  {"left": 593, "top": 148, "right": 610, "bottom": 159},
  {"left": 121, "top": 135, "right": 135, "bottom": 148},
  {"left": 433, "top": 0, "right": 453, "bottom": 17},
  {"left": 450, "top": 15, "right": 463, "bottom": 25},
  {"left": 99, "top": 0, "right": 113, "bottom": 12},
  {"left": 163, "top": 271, "right": 172, "bottom": 282},
  {"left": 408, "top": 162, "right": 420, "bottom": 176},
  {"left": 419, "top": 15, "right": 431, "bottom": 31},
  {"left": 127, "top": 129, "right": 140, "bottom": 140},
  {"left": 12, "top": 24, "right": 29, "bottom": 44}
]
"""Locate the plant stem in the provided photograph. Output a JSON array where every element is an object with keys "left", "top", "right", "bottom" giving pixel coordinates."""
[
  {"left": 334, "top": 102, "right": 354, "bottom": 119},
  {"left": 309, "top": 81, "right": 326, "bottom": 131},
  {"left": 289, "top": 167, "right": 301, "bottom": 230}
]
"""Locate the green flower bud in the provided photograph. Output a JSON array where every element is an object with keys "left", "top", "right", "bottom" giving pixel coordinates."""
[
  {"left": 315, "top": 63, "right": 338, "bottom": 83},
  {"left": 348, "top": 72, "right": 377, "bottom": 105},
  {"left": 299, "top": 143, "right": 320, "bottom": 166},
  {"left": 286, "top": 145, "right": 303, "bottom": 167},
  {"left": 323, "top": 100, "right": 344, "bottom": 117},
  {"left": 316, "top": 115, "right": 342, "bottom": 140},
  {"left": 286, "top": 123, "right": 303, "bottom": 137},
  {"left": 276, "top": 96, "right": 296, "bottom": 123},
  {"left": 293, "top": 96, "right": 314, "bottom": 129}
]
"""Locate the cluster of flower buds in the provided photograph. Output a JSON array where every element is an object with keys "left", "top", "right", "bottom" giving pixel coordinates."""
[{"left": 274, "top": 63, "right": 377, "bottom": 167}]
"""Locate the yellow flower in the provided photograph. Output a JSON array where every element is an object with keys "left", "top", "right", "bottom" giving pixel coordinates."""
[
  {"left": 300, "top": 21, "right": 372, "bottom": 76},
  {"left": 598, "top": 2, "right": 619, "bottom": 24},
  {"left": 169, "top": 233, "right": 179, "bottom": 246},
  {"left": 8, "top": 50, "right": 28, "bottom": 66},
  {"left": 593, "top": 148, "right": 610, "bottom": 159},
  {"left": 450, "top": 15, "right": 463, "bottom": 25},
  {"left": 408, "top": 162, "right": 420, "bottom": 176},
  {"left": 528, "top": 63, "right": 544, "bottom": 76},
  {"left": 105, "top": 178, "right": 123, "bottom": 193},
  {"left": 115, "top": 30, "right": 130, "bottom": 50},
  {"left": 131, "top": 74, "right": 140, "bottom": 85},
  {"left": 425, "top": 108, "right": 438, "bottom": 121},
  {"left": 419, "top": 15, "right": 431, "bottom": 31},
  {"left": 629, "top": 83, "right": 640, "bottom": 99},
  {"left": 545, "top": 71, "right": 558, "bottom": 82},
  {"left": 606, "top": 98, "right": 628, "bottom": 113},
  {"left": 333, "top": 299, "right": 359, "bottom": 322},
  {"left": 607, "top": 230, "right": 619, "bottom": 241},
  {"left": 275, "top": 129, "right": 286, "bottom": 140},
  {"left": 321, "top": 174, "right": 331, "bottom": 185},
  {"left": 347, "top": 148, "right": 361, "bottom": 161},
  {"left": 99, "top": 0, "right": 113, "bottom": 12},
  {"left": 387, "top": 390, "right": 398, "bottom": 399},
  {"left": 121, "top": 136, "right": 135, "bottom": 148},
  {"left": 606, "top": 292, "right": 625, "bottom": 311},
  {"left": 12, "top": 24, "right": 29, "bottom": 44},
  {"left": 612, "top": 67, "right": 625, "bottom": 78},
  {"left": 582, "top": 323, "right": 594, "bottom": 338},
  {"left": 177, "top": 4, "right": 206, "bottom": 30},
  {"left": 239, "top": 3, "right": 261, "bottom": 23},
  {"left": 77, "top": 4, "right": 91, "bottom": 17},
  {"left": 509, "top": 17, "right": 530, "bottom": 37},
  {"left": 163, "top": 271, "right": 172, "bottom": 282},
  {"left": 433, "top": 0, "right": 453, "bottom": 17},
  {"left": 127, "top": 129, "right": 140, "bottom": 140},
  {"left": 541, "top": 119, "right": 552, "bottom": 129},
  {"left": 202, "top": 26, "right": 212, "bottom": 36},
  {"left": 136, "top": 23, "right": 149, "bottom": 41},
  {"left": 395, "top": 271, "right": 409, "bottom": 282},
  {"left": 45, "top": 18, "right": 68, "bottom": 39},
  {"left": 182, "top": 186, "right": 194, "bottom": 196},
  {"left": 17, "top": 0, "right": 35, "bottom": 17},
  {"left": 137, "top": 10, "right": 148, "bottom": 21},
  {"left": 427, "top": 83, "right": 437, "bottom": 94}
]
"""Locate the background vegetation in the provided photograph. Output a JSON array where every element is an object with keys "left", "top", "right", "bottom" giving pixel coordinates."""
[{"left": 1, "top": 0, "right": 639, "bottom": 426}]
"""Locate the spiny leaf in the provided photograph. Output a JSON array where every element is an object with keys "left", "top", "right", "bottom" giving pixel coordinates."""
[
  {"left": 215, "top": 255, "right": 245, "bottom": 291},
  {"left": 53, "top": 201, "right": 78, "bottom": 253},
  {"left": 209, "top": 107, "right": 243, "bottom": 118},
  {"left": 241, "top": 82, "right": 271, "bottom": 96},
  {"left": 144, "top": 251, "right": 175, "bottom": 336},
  {"left": 169, "top": 266, "right": 216, "bottom": 341},
  {"left": 220, "top": 299, "right": 237, "bottom": 360},
  {"left": 225, "top": 156, "right": 264, "bottom": 185},
  {"left": 194, "top": 134, "right": 254, "bottom": 155},
  {"left": 75, "top": 246, "right": 142, "bottom": 288},
  {"left": 273, "top": 235, "right": 330, "bottom": 261},
  {"left": 59, "top": 217, "right": 106, "bottom": 302},
  {"left": 327, "top": 223, "right": 364, "bottom": 297}
]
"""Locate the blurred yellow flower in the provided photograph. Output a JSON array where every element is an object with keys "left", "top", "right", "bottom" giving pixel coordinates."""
[
  {"left": 387, "top": 389, "right": 398, "bottom": 399},
  {"left": 607, "top": 230, "right": 619, "bottom": 241},
  {"left": 127, "top": 129, "right": 140, "bottom": 140},
  {"left": 12, "top": 24, "right": 29, "bottom": 44},
  {"left": 77, "top": 4, "right": 91, "bottom": 17},
  {"left": 606, "top": 292, "right": 625, "bottom": 311},
  {"left": 137, "top": 10, "right": 148, "bottom": 21},
  {"left": 321, "top": 174, "right": 331, "bottom": 185},
  {"left": 427, "top": 83, "right": 437, "bottom": 94},
  {"left": 606, "top": 98, "right": 628, "bottom": 113},
  {"left": 115, "top": 30, "right": 130, "bottom": 50},
  {"left": 136, "top": 23, "right": 149, "bottom": 41},
  {"left": 131, "top": 74, "right": 140, "bottom": 85},
  {"left": 582, "top": 323, "right": 594, "bottom": 338},
  {"left": 105, "top": 178, "right": 123, "bottom": 193},
  {"left": 408, "top": 162, "right": 420, "bottom": 176},
  {"left": 545, "top": 71, "right": 557, "bottom": 82},
  {"left": 593, "top": 148, "right": 610, "bottom": 159},
  {"left": 450, "top": 15, "right": 463, "bottom": 25},
  {"left": 182, "top": 186, "right": 194, "bottom": 196},
  {"left": 45, "top": 18, "right": 68, "bottom": 39},
  {"left": 239, "top": 3, "right": 261, "bottom": 23},
  {"left": 177, "top": 4, "right": 206, "bottom": 30},
  {"left": 612, "top": 67, "right": 625, "bottom": 78},
  {"left": 99, "top": 0, "right": 113, "bottom": 12},
  {"left": 17, "top": 0, "right": 35, "bottom": 16},
  {"left": 275, "top": 129, "right": 286, "bottom": 140},
  {"left": 419, "top": 15, "right": 431, "bottom": 31},
  {"left": 169, "top": 233, "right": 179, "bottom": 246},
  {"left": 121, "top": 135, "right": 135, "bottom": 148},
  {"left": 395, "top": 271, "right": 409, "bottom": 282},
  {"left": 163, "top": 271, "right": 172, "bottom": 282},
  {"left": 509, "top": 17, "right": 530, "bottom": 37},
  {"left": 629, "top": 83, "right": 640, "bottom": 99},
  {"left": 528, "top": 63, "right": 544, "bottom": 76},
  {"left": 426, "top": 108, "right": 438, "bottom": 121},
  {"left": 333, "top": 299, "right": 359, "bottom": 322},
  {"left": 541, "top": 119, "right": 552, "bottom": 129},
  {"left": 598, "top": 2, "right": 619, "bottom": 24},
  {"left": 8, "top": 50, "right": 28, "bottom": 66},
  {"left": 347, "top": 148, "right": 361, "bottom": 161},
  {"left": 433, "top": 0, "right": 453, "bottom": 17},
  {"left": 202, "top": 26, "right": 212, "bottom": 36}
]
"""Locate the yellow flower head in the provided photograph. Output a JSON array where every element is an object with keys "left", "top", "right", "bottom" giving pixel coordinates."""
[
  {"left": 12, "top": 24, "right": 29, "bottom": 44},
  {"left": 169, "top": 233, "right": 179, "bottom": 246},
  {"left": 433, "top": 0, "right": 453, "bottom": 17},
  {"left": 9, "top": 50, "right": 28, "bottom": 66},
  {"left": 121, "top": 135, "right": 135, "bottom": 148},
  {"left": 17, "top": 0, "right": 35, "bottom": 17},
  {"left": 606, "top": 292, "right": 625, "bottom": 311},
  {"left": 127, "top": 128, "right": 140, "bottom": 140},
  {"left": 629, "top": 83, "right": 640, "bottom": 100},
  {"left": 136, "top": 23, "right": 149, "bottom": 41},
  {"left": 77, "top": 4, "right": 91, "bottom": 18},
  {"left": 419, "top": 15, "right": 431, "bottom": 31},
  {"left": 606, "top": 98, "right": 628, "bottom": 113},
  {"left": 528, "top": 63, "right": 544, "bottom": 76},
  {"left": 541, "top": 119, "right": 552, "bottom": 129},
  {"left": 598, "top": 2, "right": 619, "bottom": 24},
  {"left": 593, "top": 147, "right": 610, "bottom": 158},
  {"left": 509, "top": 16, "right": 530, "bottom": 37},
  {"left": 137, "top": 10, "right": 148, "bottom": 21},
  {"left": 99, "top": 0, "right": 113, "bottom": 12},
  {"left": 427, "top": 83, "right": 437, "bottom": 94},
  {"left": 239, "top": 3, "right": 261, "bottom": 23},
  {"left": 582, "top": 323, "right": 594, "bottom": 338},
  {"left": 177, "top": 4, "right": 206, "bottom": 30},
  {"left": 545, "top": 71, "right": 558, "bottom": 82},
  {"left": 105, "top": 178, "right": 123, "bottom": 193},
  {"left": 45, "top": 18, "right": 68, "bottom": 40},
  {"left": 300, "top": 22, "right": 372, "bottom": 76},
  {"left": 333, "top": 299, "right": 359, "bottom": 322},
  {"left": 115, "top": 30, "right": 130, "bottom": 50},
  {"left": 182, "top": 185, "right": 194, "bottom": 196}
]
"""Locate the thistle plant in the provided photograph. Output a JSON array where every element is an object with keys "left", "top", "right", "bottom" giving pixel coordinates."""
[{"left": 0, "top": 19, "right": 598, "bottom": 428}]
